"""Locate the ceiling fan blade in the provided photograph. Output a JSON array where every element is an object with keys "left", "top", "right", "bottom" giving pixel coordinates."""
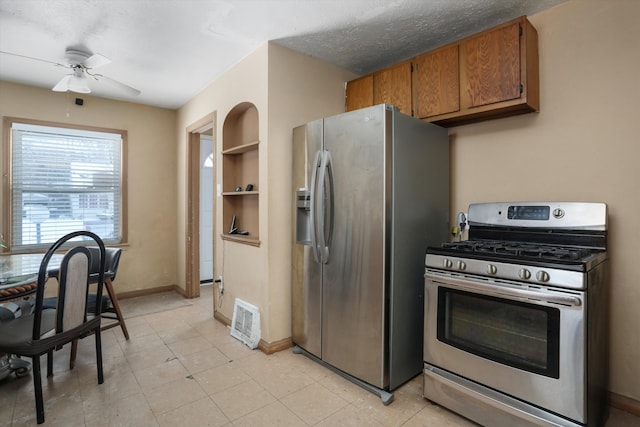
[
  {"left": 96, "top": 74, "right": 141, "bottom": 96},
  {"left": 0, "top": 50, "right": 68, "bottom": 68},
  {"left": 52, "top": 75, "right": 72, "bottom": 92},
  {"left": 83, "top": 53, "right": 111, "bottom": 69}
]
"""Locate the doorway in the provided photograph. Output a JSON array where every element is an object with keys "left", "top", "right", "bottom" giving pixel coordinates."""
[
  {"left": 186, "top": 113, "right": 216, "bottom": 298},
  {"left": 199, "top": 134, "right": 214, "bottom": 283}
]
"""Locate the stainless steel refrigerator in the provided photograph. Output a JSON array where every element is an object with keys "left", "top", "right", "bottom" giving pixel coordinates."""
[{"left": 292, "top": 104, "right": 449, "bottom": 403}]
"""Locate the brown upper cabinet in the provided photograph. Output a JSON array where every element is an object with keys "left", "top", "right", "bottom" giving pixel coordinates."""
[
  {"left": 413, "top": 44, "right": 460, "bottom": 118},
  {"left": 463, "top": 20, "right": 522, "bottom": 108},
  {"left": 345, "top": 62, "right": 412, "bottom": 116},
  {"left": 346, "top": 16, "right": 539, "bottom": 127},
  {"left": 345, "top": 74, "right": 373, "bottom": 112},
  {"left": 373, "top": 61, "right": 412, "bottom": 116}
]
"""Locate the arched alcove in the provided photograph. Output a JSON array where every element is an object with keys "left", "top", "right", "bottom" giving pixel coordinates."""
[{"left": 221, "top": 102, "right": 260, "bottom": 245}]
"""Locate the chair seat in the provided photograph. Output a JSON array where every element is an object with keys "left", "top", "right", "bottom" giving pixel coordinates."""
[
  {"left": 43, "top": 294, "right": 111, "bottom": 312},
  {"left": 0, "top": 311, "right": 101, "bottom": 357},
  {"left": 47, "top": 270, "right": 115, "bottom": 283},
  {"left": 0, "top": 309, "right": 56, "bottom": 354}
]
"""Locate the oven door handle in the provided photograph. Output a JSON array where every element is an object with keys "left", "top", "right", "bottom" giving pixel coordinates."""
[{"left": 425, "top": 271, "right": 583, "bottom": 307}]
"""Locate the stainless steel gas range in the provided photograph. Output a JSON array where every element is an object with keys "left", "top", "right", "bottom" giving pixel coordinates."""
[{"left": 423, "top": 202, "right": 609, "bottom": 427}]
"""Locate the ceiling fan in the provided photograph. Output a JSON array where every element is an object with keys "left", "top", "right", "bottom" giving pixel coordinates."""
[{"left": 0, "top": 48, "right": 141, "bottom": 96}]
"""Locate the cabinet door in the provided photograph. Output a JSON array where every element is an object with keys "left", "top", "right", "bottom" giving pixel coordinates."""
[
  {"left": 373, "top": 62, "right": 412, "bottom": 116},
  {"left": 462, "top": 21, "right": 521, "bottom": 108},
  {"left": 345, "top": 74, "right": 373, "bottom": 112},
  {"left": 414, "top": 44, "right": 460, "bottom": 118}
]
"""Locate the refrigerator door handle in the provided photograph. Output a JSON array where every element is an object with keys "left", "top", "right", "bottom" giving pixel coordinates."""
[
  {"left": 316, "top": 150, "right": 327, "bottom": 263},
  {"left": 323, "top": 151, "right": 334, "bottom": 263},
  {"left": 317, "top": 150, "right": 334, "bottom": 264},
  {"left": 310, "top": 150, "right": 322, "bottom": 263}
]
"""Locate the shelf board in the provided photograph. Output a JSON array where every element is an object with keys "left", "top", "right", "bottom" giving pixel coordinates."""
[
  {"left": 221, "top": 191, "right": 259, "bottom": 196},
  {"left": 222, "top": 140, "right": 259, "bottom": 155},
  {"left": 221, "top": 233, "right": 261, "bottom": 247}
]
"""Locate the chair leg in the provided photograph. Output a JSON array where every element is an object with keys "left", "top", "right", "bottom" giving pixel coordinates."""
[
  {"left": 69, "top": 339, "right": 78, "bottom": 370},
  {"left": 46, "top": 350, "right": 53, "bottom": 377},
  {"left": 32, "top": 356, "right": 45, "bottom": 424},
  {"left": 104, "top": 278, "right": 129, "bottom": 340},
  {"left": 95, "top": 327, "right": 104, "bottom": 384}
]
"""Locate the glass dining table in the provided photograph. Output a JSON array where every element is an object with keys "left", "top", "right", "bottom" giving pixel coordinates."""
[
  {"left": 0, "top": 253, "right": 63, "bottom": 302},
  {"left": 0, "top": 253, "right": 63, "bottom": 381}
]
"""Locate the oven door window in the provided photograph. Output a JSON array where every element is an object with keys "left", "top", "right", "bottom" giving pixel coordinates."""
[{"left": 437, "top": 288, "right": 560, "bottom": 378}]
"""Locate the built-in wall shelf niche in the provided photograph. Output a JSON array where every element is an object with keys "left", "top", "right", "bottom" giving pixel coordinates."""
[{"left": 221, "top": 102, "right": 260, "bottom": 246}]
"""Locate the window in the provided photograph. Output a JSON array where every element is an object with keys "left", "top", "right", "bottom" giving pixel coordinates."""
[{"left": 2, "top": 118, "right": 127, "bottom": 251}]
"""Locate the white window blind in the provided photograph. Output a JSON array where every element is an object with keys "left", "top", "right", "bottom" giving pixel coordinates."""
[{"left": 11, "top": 122, "right": 123, "bottom": 250}]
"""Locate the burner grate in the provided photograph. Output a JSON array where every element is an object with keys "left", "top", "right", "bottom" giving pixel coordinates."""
[{"left": 440, "top": 241, "right": 593, "bottom": 262}]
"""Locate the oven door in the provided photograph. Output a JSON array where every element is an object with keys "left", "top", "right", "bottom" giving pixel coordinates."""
[{"left": 424, "top": 269, "right": 587, "bottom": 424}]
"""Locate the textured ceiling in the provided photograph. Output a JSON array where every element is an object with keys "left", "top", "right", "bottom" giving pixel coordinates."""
[{"left": 0, "top": 0, "right": 567, "bottom": 109}]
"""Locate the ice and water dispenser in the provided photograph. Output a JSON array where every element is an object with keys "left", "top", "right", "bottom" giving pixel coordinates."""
[{"left": 295, "top": 190, "right": 311, "bottom": 245}]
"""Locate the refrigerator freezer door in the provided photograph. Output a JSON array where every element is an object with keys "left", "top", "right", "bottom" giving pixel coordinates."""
[
  {"left": 292, "top": 120, "right": 323, "bottom": 358},
  {"left": 321, "top": 105, "right": 389, "bottom": 388}
]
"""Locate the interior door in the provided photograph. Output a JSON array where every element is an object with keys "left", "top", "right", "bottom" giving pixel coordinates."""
[{"left": 321, "top": 105, "right": 388, "bottom": 388}]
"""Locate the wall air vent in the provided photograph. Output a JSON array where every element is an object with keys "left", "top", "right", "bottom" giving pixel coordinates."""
[{"left": 230, "top": 298, "right": 261, "bottom": 349}]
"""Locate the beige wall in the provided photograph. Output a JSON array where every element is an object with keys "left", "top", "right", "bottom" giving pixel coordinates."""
[
  {"left": 0, "top": 81, "right": 179, "bottom": 294},
  {"left": 175, "top": 43, "right": 356, "bottom": 342},
  {"left": 175, "top": 44, "right": 269, "bottom": 312},
  {"left": 450, "top": 0, "right": 640, "bottom": 400},
  {"left": 265, "top": 43, "right": 358, "bottom": 343}
]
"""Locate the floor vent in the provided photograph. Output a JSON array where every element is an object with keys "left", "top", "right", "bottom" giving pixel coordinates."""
[{"left": 230, "top": 298, "right": 261, "bottom": 349}]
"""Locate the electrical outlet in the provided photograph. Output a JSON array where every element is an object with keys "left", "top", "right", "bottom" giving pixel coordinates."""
[
  {"left": 217, "top": 276, "right": 224, "bottom": 294},
  {"left": 457, "top": 212, "right": 469, "bottom": 231}
]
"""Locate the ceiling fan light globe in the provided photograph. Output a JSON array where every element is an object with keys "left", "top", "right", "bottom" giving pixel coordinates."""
[
  {"left": 67, "top": 74, "right": 91, "bottom": 93},
  {"left": 68, "top": 85, "right": 91, "bottom": 94}
]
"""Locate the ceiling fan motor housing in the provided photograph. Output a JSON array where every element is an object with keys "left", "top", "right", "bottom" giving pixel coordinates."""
[{"left": 65, "top": 49, "right": 91, "bottom": 65}]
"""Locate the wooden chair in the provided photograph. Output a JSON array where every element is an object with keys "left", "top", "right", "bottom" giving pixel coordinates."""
[
  {"left": 69, "top": 247, "right": 128, "bottom": 368},
  {"left": 0, "top": 230, "right": 106, "bottom": 424},
  {"left": 45, "top": 247, "right": 129, "bottom": 368}
]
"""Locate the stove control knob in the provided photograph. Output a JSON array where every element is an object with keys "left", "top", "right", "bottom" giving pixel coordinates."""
[
  {"left": 518, "top": 268, "right": 531, "bottom": 280},
  {"left": 487, "top": 264, "right": 497, "bottom": 275},
  {"left": 457, "top": 261, "right": 466, "bottom": 271},
  {"left": 536, "top": 270, "right": 550, "bottom": 282},
  {"left": 443, "top": 258, "right": 453, "bottom": 269}
]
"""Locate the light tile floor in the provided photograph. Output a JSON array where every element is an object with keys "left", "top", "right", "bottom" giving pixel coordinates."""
[{"left": 2, "top": 285, "right": 639, "bottom": 426}]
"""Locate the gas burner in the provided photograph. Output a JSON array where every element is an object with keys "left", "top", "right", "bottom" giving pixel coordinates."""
[{"left": 440, "top": 241, "right": 593, "bottom": 262}]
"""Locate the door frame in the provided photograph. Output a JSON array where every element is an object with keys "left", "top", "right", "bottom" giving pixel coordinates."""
[{"left": 185, "top": 112, "right": 216, "bottom": 298}]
